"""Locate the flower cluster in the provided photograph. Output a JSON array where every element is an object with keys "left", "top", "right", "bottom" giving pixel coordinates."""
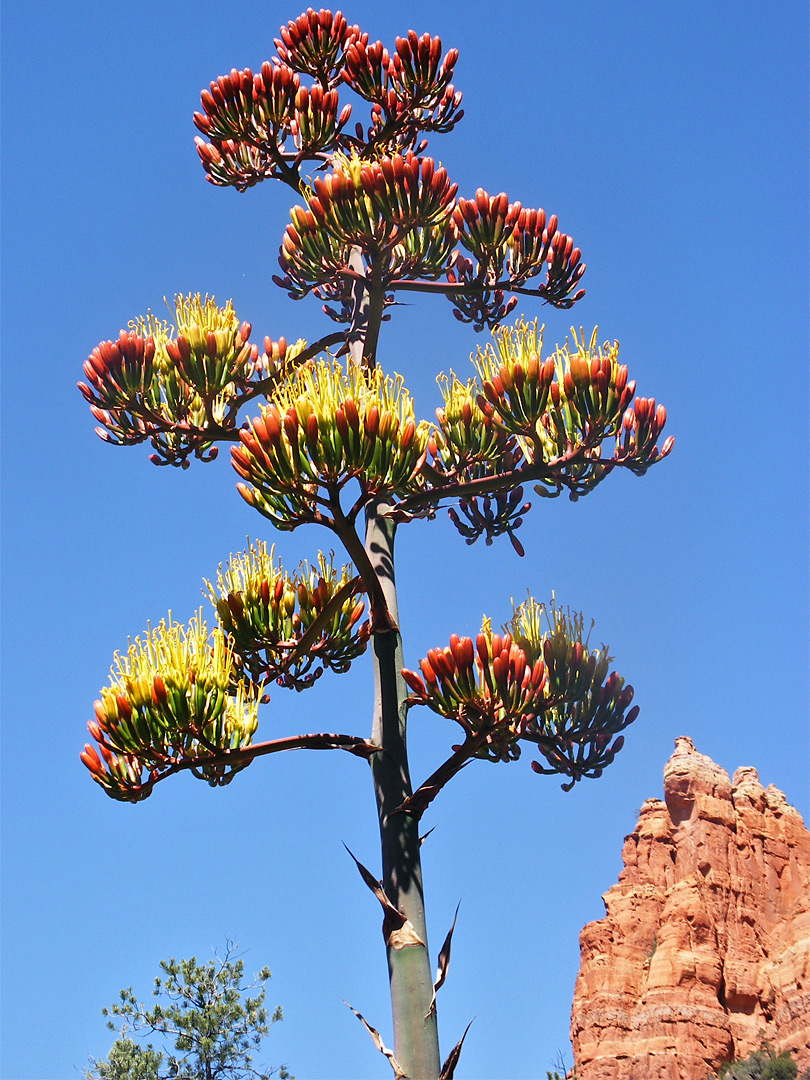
[
  {"left": 193, "top": 12, "right": 462, "bottom": 191},
  {"left": 440, "top": 194, "right": 585, "bottom": 330},
  {"left": 195, "top": 136, "right": 278, "bottom": 193},
  {"left": 274, "top": 160, "right": 585, "bottom": 322},
  {"left": 432, "top": 373, "right": 507, "bottom": 468},
  {"left": 342, "top": 30, "right": 463, "bottom": 148},
  {"left": 194, "top": 64, "right": 354, "bottom": 190},
  {"left": 276, "top": 9, "right": 358, "bottom": 82},
  {"left": 191, "top": 11, "right": 584, "bottom": 322},
  {"left": 81, "top": 613, "right": 261, "bottom": 802},
  {"left": 78, "top": 295, "right": 297, "bottom": 468},
  {"left": 615, "top": 394, "right": 671, "bottom": 475},
  {"left": 418, "top": 319, "right": 674, "bottom": 549},
  {"left": 276, "top": 152, "right": 458, "bottom": 299},
  {"left": 403, "top": 622, "right": 547, "bottom": 763},
  {"left": 207, "top": 540, "right": 369, "bottom": 689},
  {"left": 232, "top": 357, "right": 430, "bottom": 527},
  {"left": 474, "top": 320, "right": 640, "bottom": 470},
  {"left": 447, "top": 485, "right": 531, "bottom": 556},
  {"left": 402, "top": 597, "right": 638, "bottom": 789},
  {"left": 514, "top": 598, "right": 638, "bottom": 790},
  {"left": 452, "top": 192, "right": 585, "bottom": 312}
]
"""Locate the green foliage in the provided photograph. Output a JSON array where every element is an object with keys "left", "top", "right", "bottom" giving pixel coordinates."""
[
  {"left": 710, "top": 1043, "right": 808, "bottom": 1080},
  {"left": 85, "top": 944, "right": 291, "bottom": 1080}
]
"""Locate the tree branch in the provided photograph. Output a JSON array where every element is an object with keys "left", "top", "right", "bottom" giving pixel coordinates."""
[
  {"left": 124, "top": 731, "right": 381, "bottom": 800},
  {"left": 388, "top": 277, "right": 561, "bottom": 298},
  {"left": 397, "top": 445, "right": 609, "bottom": 515},
  {"left": 391, "top": 734, "right": 486, "bottom": 821}
]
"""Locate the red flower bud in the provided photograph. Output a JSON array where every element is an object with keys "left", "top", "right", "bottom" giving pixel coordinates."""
[
  {"left": 476, "top": 633, "right": 490, "bottom": 669},
  {"left": 152, "top": 675, "right": 169, "bottom": 706},
  {"left": 81, "top": 745, "right": 105, "bottom": 776},
  {"left": 344, "top": 398, "right": 360, "bottom": 432},
  {"left": 400, "top": 418, "right": 415, "bottom": 450},
  {"left": 349, "top": 600, "right": 365, "bottom": 626},
  {"left": 284, "top": 407, "right": 299, "bottom": 441},
  {"left": 531, "top": 659, "right": 545, "bottom": 689},
  {"left": 403, "top": 669, "right": 427, "bottom": 698},
  {"left": 420, "top": 657, "right": 438, "bottom": 684}
]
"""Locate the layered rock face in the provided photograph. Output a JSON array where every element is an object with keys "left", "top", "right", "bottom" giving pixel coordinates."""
[{"left": 571, "top": 737, "right": 810, "bottom": 1080}]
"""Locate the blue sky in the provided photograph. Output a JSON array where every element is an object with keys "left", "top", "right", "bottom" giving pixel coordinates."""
[{"left": 2, "top": 2, "right": 808, "bottom": 1078}]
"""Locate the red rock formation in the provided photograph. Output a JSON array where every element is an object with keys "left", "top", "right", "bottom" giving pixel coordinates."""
[{"left": 570, "top": 737, "right": 810, "bottom": 1079}]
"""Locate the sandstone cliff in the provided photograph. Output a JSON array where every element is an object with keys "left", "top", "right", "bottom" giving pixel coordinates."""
[{"left": 570, "top": 736, "right": 810, "bottom": 1080}]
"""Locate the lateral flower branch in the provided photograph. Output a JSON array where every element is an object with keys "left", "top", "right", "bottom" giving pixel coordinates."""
[{"left": 79, "top": 10, "right": 673, "bottom": 1079}]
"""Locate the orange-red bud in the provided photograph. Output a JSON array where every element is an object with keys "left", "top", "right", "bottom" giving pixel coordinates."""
[
  {"left": 344, "top": 398, "right": 360, "bottom": 431},
  {"left": 403, "top": 669, "right": 427, "bottom": 697},
  {"left": 400, "top": 418, "right": 415, "bottom": 450},
  {"left": 81, "top": 745, "right": 105, "bottom": 775},
  {"left": 420, "top": 657, "right": 438, "bottom": 684},
  {"left": 152, "top": 675, "right": 169, "bottom": 706}
]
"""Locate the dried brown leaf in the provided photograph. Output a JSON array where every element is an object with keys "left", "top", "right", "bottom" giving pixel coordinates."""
[
  {"left": 343, "top": 843, "right": 403, "bottom": 924},
  {"left": 439, "top": 1019, "right": 474, "bottom": 1080},
  {"left": 434, "top": 901, "right": 460, "bottom": 994},
  {"left": 343, "top": 1000, "right": 406, "bottom": 1080},
  {"left": 425, "top": 901, "right": 460, "bottom": 1017}
]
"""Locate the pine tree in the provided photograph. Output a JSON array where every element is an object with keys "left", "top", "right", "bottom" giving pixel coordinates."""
[{"left": 85, "top": 945, "right": 290, "bottom": 1080}]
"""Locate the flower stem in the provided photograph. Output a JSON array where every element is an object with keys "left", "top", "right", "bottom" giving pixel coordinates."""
[{"left": 366, "top": 498, "right": 441, "bottom": 1080}]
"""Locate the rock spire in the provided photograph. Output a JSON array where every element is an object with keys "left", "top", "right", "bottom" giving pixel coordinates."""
[{"left": 571, "top": 736, "right": 810, "bottom": 1079}]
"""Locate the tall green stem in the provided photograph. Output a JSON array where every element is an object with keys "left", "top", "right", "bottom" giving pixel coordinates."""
[
  {"left": 347, "top": 246, "right": 440, "bottom": 1078},
  {"left": 365, "top": 500, "right": 441, "bottom": 1080}
]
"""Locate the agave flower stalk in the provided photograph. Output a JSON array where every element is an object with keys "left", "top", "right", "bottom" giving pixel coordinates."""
[
  {"left": 79, "top": 11, "right": 676, "bottom": 1079},
  {"left": 365, "top": 497, "right": 441, "bottom": 1080}
]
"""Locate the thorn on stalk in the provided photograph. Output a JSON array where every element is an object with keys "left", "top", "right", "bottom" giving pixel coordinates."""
[
  {"left": 425, "top": 901, "right": 461, "bottom": 1019},
  {"left": 439, "top": 1019, "right": 474, "bottom": 1080},
  {"left": 342, "top": 844, "right": 425, "bottom": 947},
  {"left": 342, "top": 1000, "right": 406, "bottom": 1080},
  {"left": 342, "top": 843, "right": 404, "bottom": 924}
]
